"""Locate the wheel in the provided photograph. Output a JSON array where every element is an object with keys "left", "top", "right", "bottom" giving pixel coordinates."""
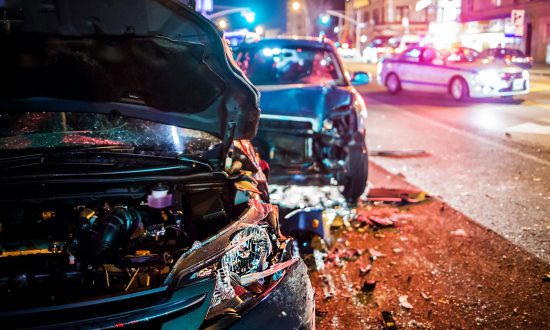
[
  {"left": 340, "top": 135, "right": 369, "bottom": 205},
  {"left": 385, "top": 73, "right": 401, "bottom": 94},
  {"left": 450, "top": 77, "right": 468, "bottom": 101}
]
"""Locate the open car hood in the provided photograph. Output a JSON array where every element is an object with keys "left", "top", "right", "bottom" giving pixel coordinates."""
[{"left": 0, "top": 0, "right": 260, "bottom": 140}]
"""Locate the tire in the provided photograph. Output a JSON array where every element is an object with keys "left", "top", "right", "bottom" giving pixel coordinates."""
[
  {"left": 450, "top": 77, "right": 468, "bottom": 101},
  {"left": 385, "top": 73, "right": 401, "bottom": 94},
  {"left": 340, "top": 136, "right": 369, "bottom": 204}
]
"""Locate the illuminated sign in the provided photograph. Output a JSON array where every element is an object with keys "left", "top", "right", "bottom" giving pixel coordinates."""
[
  {"left": 511, "top": 9, "right": 525, "bottom": 36},
  {"left": 353, "top": 0, "right": 370, "bottom": 9},
  {"left": 415, "top": 0, "right": 432, "bottom": 12}
]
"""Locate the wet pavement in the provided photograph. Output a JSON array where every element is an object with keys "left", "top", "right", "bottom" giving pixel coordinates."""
[{"left": 346, "top": 61, "right": 550, "bottom": 263}]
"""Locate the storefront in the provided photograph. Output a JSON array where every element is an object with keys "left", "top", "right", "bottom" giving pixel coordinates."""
[{"left": 459, "top": 17, "right": 522, "bottom": 53}]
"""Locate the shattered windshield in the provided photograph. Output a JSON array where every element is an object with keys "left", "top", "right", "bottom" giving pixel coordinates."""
[
  {"left": 236, "top": 46, "right": 345, "bottom": 86},
  {"left": 0, "top": 112, "right": 220, "bottom": 155}
]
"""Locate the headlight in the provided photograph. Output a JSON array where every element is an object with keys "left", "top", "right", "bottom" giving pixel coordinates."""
[
  {"left": 477, "top": 70, "right": 501, "bottom": 87},
  {"left": 222, "top": 225, "right": 272, "bottom": 276}
]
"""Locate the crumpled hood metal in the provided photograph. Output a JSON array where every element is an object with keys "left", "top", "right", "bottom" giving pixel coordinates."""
[
  {"left": 257, "top": 84, "right": 352, "bottom": 130},
  {"left": 0, "top": 0, "right": 260, "bottom": 140}
]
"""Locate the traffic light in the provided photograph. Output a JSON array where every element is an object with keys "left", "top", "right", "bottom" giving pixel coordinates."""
[{"left": 319, "top": 14, "right": 330, "bottom": 26}]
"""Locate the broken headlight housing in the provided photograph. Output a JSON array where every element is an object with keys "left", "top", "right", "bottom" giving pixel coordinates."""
[{"left": 222, "top": 225, "right": 272, "bottom": 276}]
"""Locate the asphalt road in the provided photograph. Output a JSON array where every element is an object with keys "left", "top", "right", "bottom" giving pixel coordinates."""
[{"left": 345, "top": 61, "right": 550, "bottom": 263}]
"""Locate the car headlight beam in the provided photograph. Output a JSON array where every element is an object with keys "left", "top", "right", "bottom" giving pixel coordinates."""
[{"left": 477, "top": 70, "right": 502, "bottom": 88}]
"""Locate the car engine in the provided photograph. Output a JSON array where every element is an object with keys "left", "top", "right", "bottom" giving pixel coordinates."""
[{"left": 0, "top": 178, "right": 270, "bottom": 311}]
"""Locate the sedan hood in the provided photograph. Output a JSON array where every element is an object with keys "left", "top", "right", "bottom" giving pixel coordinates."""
[
  {"left": 257, "top": 84, "right": 352, "bottom": 130},
  {"left": 0, "top": 0, "right": 260, "bottom": 140}
]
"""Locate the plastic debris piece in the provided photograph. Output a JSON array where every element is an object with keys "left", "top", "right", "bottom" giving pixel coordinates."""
[
  {"left": 381, "top": 311, "right": 398, "bottom": 330},
  {"left": 399, "top": 295, "right": 413, "bottom": 309},
  {"left": 331, "top": 215, "right": 345, "bottom": 228},
  {"left": 342, "top": 248, "right": 361, "bottom": 261},
  {"left": 393, "top": 248, "right": 402, "bottom": 254},
  {"left": 361, "top": 279, "right": 377, "bottom": 292},
  {"left": 369, "top": 149, "right": 429, "bottom": 158},
  {"left": 359, "top": 264, "right": 372, "bottom": 275},
  {"left": 316, "top": 310, "right": 328, "bottom": 317},
  {"left": 420, "top": 292, "right": 431, "bottom": 300},
  {"left": 369, "top": 248, "right": 386, "bottom": 258},
  {"left": 450, "top": 229, "right": 467, "bottom": 236},
  {"left": 369, "top": 216, "right": 395, "bottom": 227}
]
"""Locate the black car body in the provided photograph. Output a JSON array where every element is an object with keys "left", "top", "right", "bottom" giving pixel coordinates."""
[
  {"left": 0, "top": 1, "right": 314, "bottom": 329},
  {"left": 235, "top": 38, "right": 370, "bottom": 203},
  {"left": 481, "top": 48, "right": 533, "bottom": 69}
]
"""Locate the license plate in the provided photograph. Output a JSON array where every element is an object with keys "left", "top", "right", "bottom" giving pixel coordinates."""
[{"left": 513, "top": 79, "right": 524, "bottom": 91}]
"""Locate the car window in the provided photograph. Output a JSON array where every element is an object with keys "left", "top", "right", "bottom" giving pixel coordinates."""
[
  {"left": 400, "top": 47, "right": 422, "bottom": 63},
  {"left": 421, "top": 48, "right": 437, "bottom": 63},
  {"left": 236, "top": 46, "right": 345, "bottom": 86},
  {"left": 446, "top": 48, "right": 481, "bottom": 62},
  {"left": 488, "top": 48, "right": 525, "bottom": 58}
]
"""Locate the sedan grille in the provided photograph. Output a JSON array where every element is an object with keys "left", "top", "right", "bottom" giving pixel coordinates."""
[{"left": 259, "top": 119, "right": 313, "bottom": 131}]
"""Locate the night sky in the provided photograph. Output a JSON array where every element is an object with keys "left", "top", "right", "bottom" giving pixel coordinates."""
[
  {"left": 213, "top": 0, "right": 345, "bottom": 33},
  {"left": 213, "top": 0, "right": 287, "bottom": 31}
]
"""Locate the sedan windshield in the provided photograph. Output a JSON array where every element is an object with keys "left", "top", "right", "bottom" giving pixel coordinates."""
[
  {"left": 236, "top": 46, "right": 345, "bottom": 86},
  {"left": 0, "top": 112, "right": 220, "bottom": 155}
]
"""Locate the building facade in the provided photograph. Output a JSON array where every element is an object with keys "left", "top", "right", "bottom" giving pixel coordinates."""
[
  {"left": 344, "top": 0, "right": 461, "bottom": 51},
  {"left": 460, "top": 0, "right": 550, "bottom": 63}
]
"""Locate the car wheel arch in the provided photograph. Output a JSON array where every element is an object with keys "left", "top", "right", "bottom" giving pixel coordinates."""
[
  {"left": 385, "top": 72, "right": 401, "bottom": 93},
  {"left": 449, "top": 75, "right": 469, "bottom": 100}
]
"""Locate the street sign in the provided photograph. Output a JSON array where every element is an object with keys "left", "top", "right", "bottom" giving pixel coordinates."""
[{"left": 511, "top": 9, "right": 525, "bottom": 36}]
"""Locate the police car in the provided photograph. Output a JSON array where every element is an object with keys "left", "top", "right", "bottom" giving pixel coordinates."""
[{"left": 377, "top": 46, "right": 530, "bottom": 101}]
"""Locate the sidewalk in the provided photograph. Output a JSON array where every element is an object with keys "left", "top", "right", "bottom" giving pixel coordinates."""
[{"left": 530, "top": 63, "right": 550, "bottom": 78}]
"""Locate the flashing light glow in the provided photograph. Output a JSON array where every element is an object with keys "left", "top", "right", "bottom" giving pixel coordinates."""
[
  {"left": 320, "top": 59, "right": 327, "bottom": 66},
  {"left": 255, "top": 26, "right": 264, "bottom": 35},
  {"left": 262, "top": 48, "right": 273, "bottom": 56},
  {"left": 360, "top": 35, "right": 368, "bottom": 43},
  {"left": 292, "top": 2, "right": 300, "bottom": 11},
  {"left": 341, "top": 42, "right": 349, "bottom": 49},
  {"left": 334, "top": 26, "right": 340, "bottom": 33}
]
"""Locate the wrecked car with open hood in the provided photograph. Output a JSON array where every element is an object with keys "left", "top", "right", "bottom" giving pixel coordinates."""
[
  {"left": 235, "top": 38, "right": 370, "bottom": 203},
  {"left": 0, "top": 0, "right": 314, "bottom": 329}
]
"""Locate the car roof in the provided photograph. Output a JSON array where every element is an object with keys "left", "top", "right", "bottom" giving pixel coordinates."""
[{"left": 238, "top": 37, "right": 337, "bottom": 50}]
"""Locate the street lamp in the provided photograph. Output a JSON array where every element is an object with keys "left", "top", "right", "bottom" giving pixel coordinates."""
[
  {"left": 243, "top": 11, "right": 255, "bottom": 24},
  {"left": 217, "top": 19, "right": 228, "bottom": 30}
]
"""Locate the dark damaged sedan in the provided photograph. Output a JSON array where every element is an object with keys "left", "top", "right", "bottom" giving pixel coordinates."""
[
  {"left": 235, "top": 38, "right": 370, "bottom": 203},
  {"left": 0, "top": 1, "right": 314, "bottom": 329}
]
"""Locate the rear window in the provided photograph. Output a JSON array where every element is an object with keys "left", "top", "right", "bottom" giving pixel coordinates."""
[{"left": 487, "top": 48, "right": 525, "bottom": 57}]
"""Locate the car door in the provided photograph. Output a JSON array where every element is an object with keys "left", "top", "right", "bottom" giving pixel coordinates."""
[
  {"left": 418, "top": 47, "right": 449, "bottom": 93},
  {"left": 396, "top": 47, "right": 424, "bottom": 91}
]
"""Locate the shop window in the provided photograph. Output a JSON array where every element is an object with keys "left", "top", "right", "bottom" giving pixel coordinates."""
[{"left": 396, "top": 6, "right": 409, "bottom": 23}]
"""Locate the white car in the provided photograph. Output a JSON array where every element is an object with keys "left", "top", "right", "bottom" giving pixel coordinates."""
[{"left": 377, "top": 46, "right": 530, "bottom": 101}]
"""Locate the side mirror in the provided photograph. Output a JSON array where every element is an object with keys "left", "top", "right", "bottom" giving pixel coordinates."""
[{"left": 351, "top": 71, "right": 371, "bottom": 86}]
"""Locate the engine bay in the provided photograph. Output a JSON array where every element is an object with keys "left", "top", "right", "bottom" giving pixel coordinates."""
[{"left": 0, "top": 175, "right": 275, "bottom": 311}]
